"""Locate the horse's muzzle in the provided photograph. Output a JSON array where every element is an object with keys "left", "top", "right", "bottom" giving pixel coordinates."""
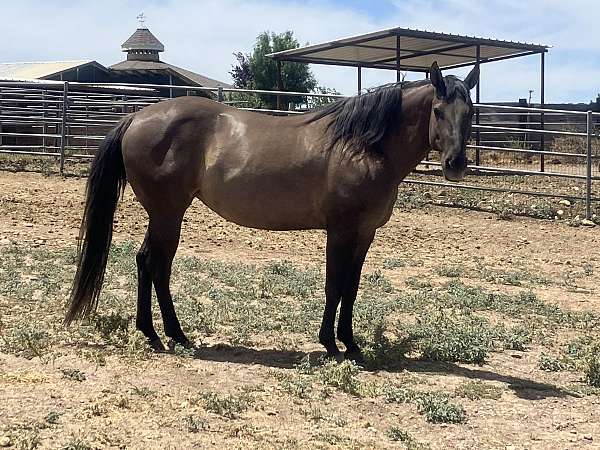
[{"left": 442, "top": 153, "right": 467, "bottom": 182}]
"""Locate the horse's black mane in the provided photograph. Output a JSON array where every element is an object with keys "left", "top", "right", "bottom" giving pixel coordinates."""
[{"left": 306, "top": 76, "right": 468, "bottom": 153}]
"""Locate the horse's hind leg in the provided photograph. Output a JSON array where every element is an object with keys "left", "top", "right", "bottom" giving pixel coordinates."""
[
  {"left": 320, "top": 229, "right": 356, "bottom": 361},
  {"left": 136, "top": 231, "right": 164, "bottom": 351},
  {"left": 146, "top": 211, "right": 191, "bottom": 348}
]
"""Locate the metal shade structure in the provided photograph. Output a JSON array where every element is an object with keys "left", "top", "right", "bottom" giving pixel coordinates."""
[
  {"left": 268, "top": 27, "right": 550, "bottom": 166},
  {"left": 267, "top": 27, "right": 548, "bottom": 73}
]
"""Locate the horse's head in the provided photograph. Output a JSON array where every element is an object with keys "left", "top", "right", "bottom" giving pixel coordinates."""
[{"left": 428, "top": 62, "right": 479, "bottom": 182}]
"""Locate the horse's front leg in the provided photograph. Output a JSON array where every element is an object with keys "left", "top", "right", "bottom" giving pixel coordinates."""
[
  {"left": 319, "top": 228, "right": 374, "bottom": 362},
  {"left": 336, "top": 230, "right": 375, "bottom": 363}
]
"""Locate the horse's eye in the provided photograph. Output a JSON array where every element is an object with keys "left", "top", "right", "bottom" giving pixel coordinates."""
[{"left": 434, "top": 108, "right": 444, "bottom": 120}]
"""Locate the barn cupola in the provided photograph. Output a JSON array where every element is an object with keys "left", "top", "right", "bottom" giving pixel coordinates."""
[{"left": 121, "top": 13, "right": 164, "bottom": 62}]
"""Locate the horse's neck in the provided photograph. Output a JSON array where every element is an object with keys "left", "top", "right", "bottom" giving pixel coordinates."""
[{"left": 383, "top": 84, "right": 433, "bottom": 183}]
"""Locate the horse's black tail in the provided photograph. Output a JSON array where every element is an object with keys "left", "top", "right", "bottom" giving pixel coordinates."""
[{"left": 65, "top": 115, "right": 134, "bottom": 325}]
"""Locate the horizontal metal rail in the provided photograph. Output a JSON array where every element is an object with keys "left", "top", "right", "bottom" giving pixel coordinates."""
[
  {"left": 467, "top": 144, "right": 596, "bottom": 159},
  {"left": 474, "top": 103, "right": 600, "bottom": 117},
  {"left": 404, "top": 178, "right": 598, "bottom": 202},
  {"left": 421, "top": 160, "right": 599, "bottom": 181},
  {"left": 473, "top": 124, "right": 597, "bottom": 137}
]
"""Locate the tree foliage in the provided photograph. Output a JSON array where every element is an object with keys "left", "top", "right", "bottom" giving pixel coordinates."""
[
  {"left": 230, "top": 52, "right": 252, "bottom": 89},
  {"left": 230, "top": 31, "right": 320, "bottom": 109}
]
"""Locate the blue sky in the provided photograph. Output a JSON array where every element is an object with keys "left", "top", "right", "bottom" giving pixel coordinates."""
[{"left": 1, "top": 0, "right": 598, "bottom": 103}]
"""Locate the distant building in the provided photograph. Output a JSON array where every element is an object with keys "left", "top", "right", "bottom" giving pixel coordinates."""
[{"left": 0, "top": 23, "right": 230, "bottom": 95}]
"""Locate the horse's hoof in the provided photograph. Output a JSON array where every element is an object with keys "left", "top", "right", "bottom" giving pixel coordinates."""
[
  {"left": 324, "top": 351, "right": 344, "bottom": 363},
  {"left": 168, "top": 338, "right": 194, "bottom": 351},
  {"left": 149, "top": 338, "right": 166, "bottom": 352},
  {"left": 344, "top": 350, "right": 365, "bottom": 366}
]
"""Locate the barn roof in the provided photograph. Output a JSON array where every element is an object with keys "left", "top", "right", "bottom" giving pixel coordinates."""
[
  {"left": 121, "top": 27, "right": 165, "bottom": 52},
  {"left": 109, "top": 60, "right": 232, "bottom": 88},
  {"left": 268, "top": 27, "right": 549, "bottom": 72},
  {"left": 0, "top": 60, "right": 107, "bottom": 81}
]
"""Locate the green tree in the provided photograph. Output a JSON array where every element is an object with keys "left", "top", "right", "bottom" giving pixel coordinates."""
[{"left": 232, "top": 31, "right": 318, "bottom": 110}]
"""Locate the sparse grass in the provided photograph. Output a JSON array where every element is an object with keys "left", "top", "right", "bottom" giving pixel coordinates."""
[
  {"left": 183, "top": 415, "right": 207, "bottom": 433},
  {"left": 435, "top": 265, "right": 463, "bottom": 278},
  {"left": 383, "top": 257, "right": 423, "bottom": 269},
  {"left": 313, "top": 432, "right": 349, "bottom": 445},
  {"left": 454, "top": 381, "right": 503, "bottom": 400},
  {"left": 275, "top": 372, "right": 313, "bottom": 399},
  {"left": 198, "top": 391, "right": 252, "bottom": 419},
  {"left": 364, "top": 270, "right": 394, "bottom": 293},
  {"left": 301, "top": 405, "right": 324, "bottom": 422},
  {"left": 45, "top": 411, "right": 61, "bottom": 424},
  {"left": 60, "top": 437, "right": 92, "bottom": 450},
  {"left": 93, "top": 312, "right": 131, "bottom": 340},
  {"left": 0, "top": 320, "right": 51, "bottom": 360},
  {"left": 61, "top": 369, "right": 86, "bottom": 382},
  {"left": 129, "top": 385, "right": 154, "bottom": 398},
  {"left": 387, "top": 427, "right": 431, "bottom": 449}
]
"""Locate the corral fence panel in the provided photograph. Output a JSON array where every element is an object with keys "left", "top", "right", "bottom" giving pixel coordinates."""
[{"left": 1, "top": 80, "right": 599, "bottom": 218}]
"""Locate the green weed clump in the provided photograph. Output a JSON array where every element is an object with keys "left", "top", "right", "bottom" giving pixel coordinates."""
[
  {"left": 538, "top": 353, "right": 569, "bottom": 372},
  {"left": 381, "top": 385, "right": 467, "bottom": 424},
  {"left": 317, "top": 360, "right": 362, "bottom": 396},
  {"left": 404, "top": 310, "right": 494, "bottom": 364},
  {"left": 584, "top": 343, "right": 600, "bottom": 387},
  {"left": 415, "top": 393, "right": 467, "bottom": 424}
]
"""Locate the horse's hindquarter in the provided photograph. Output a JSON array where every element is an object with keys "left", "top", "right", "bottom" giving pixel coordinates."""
[{"left": 199, "top": 110, "right": 329, "bottom": 230}]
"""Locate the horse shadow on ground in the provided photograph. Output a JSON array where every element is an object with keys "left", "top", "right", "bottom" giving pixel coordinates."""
[{"left": 188, "top": 343, "right": 576, "bottom": 401}]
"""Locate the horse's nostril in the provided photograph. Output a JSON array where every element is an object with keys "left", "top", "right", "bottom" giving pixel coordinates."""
[{"left": 448, "top": 154, "right": 467, "bottom": 170}]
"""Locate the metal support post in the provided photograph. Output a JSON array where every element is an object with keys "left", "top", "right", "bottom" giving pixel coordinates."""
[
  {"left": 475, "top": 46, "right": 481, "bottom": 167},
  {"left": 276, "top": 60, "right": 284, "bottom": 110},
  {"left": 396, "top": 34, "right": 402, "bottom": 82},
  {"left": 357, "top": 66, "right": 362, "bottom": 95},
  {"left": 540, "top": 52, "right": 545, "bottom": 172},
  {"left": 42, "top": 90, "right": 47, "bottom": 151},
  {"left": 60, "top": 82, "right": 68, "bottom": 175},
  {"left": 0, "top": 88, "right": 3, "bottom": 147},
  {"left": 586, "top": 110, "right": 593, "bottom": 219},
  {"left": 217, "top": 86, "right": 224, "bottom": 102}
]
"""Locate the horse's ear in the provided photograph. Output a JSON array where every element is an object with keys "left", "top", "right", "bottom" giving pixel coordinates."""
[
  {"left": 464, "top": 64, "right": 480, "bottom": 90},
  {"left": 429, "top": 61, "right": 446, "bottom": 98}
]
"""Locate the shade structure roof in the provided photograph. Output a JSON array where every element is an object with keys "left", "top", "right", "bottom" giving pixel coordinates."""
[{"left": 268, "top": 27, "right": 549, "bottom": 72}]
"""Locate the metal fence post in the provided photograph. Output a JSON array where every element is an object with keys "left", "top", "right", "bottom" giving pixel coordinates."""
[
  {"left": 60, "top": 81, "right": 69, "bottom": 176},
  {"left": 0, "top": 88, "right": 3, "bottom": 147},
  {"left": 586, "top": 110, "right": 593, "bottom": 219}
]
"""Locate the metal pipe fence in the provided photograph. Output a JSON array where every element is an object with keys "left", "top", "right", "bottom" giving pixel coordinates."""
[{"left": 1, "top": 80, "right": 599, "bottom": 217}]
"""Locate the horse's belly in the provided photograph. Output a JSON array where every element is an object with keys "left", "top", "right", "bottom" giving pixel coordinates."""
[{"left": 198, "top": 173, "right": 326, "bottom": 231}]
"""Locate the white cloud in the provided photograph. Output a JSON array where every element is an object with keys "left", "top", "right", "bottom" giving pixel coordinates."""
[{"left": 1, "top": 0, "right": 597, "bottom": 102}]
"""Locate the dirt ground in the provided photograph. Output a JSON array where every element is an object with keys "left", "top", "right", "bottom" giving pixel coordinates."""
[{"left": 1, "top": 170, "right": 600, "bottom": 450}]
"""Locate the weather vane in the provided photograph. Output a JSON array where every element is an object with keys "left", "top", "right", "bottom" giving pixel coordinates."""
[{"left": 137, "top": 12, "right": 146, "bottom": 28}]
